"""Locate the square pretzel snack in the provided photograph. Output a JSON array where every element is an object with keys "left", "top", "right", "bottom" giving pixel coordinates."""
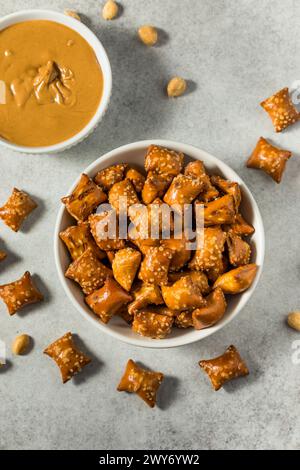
[
  {"left": 260, "top": 87, "right": 300, "bottom": 132},
  {"left": 44, "top": 332, "right": 91, "bottom": 383},
  {"left": 117, "top": 359, "right": 164, "bottom": 408},
  {"left": 60, "top": 144, "right": 257, "bottom": 339},
  {"left": 0, "top": 271, "right": 43, "bottom": 315},
  {"left": 0, "top": 188, "right": 37, "bottom": 232}
]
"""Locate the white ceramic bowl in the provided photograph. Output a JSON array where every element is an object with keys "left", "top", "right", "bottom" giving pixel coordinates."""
[
  {"left": 0, "top": 9, "right": 112, "bottom": 154},
  {"left": 54, "top": 140, "right": 265, "bottom": 348}
]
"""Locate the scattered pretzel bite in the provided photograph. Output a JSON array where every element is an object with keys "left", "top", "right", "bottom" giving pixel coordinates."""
[
  {"left": 85, "top": 277, "right": 132, "bottom": 323},
  {"left": 89, "top": 212, "right": 125, "bottom": 251},
  {"left": 260, "top": 87, "right": 300, "bottom": 132},
  {"left": 0, "top": 271, "right": 43, "bottom": 315},
  {"left": 0, "top": 188, "right": 37, "bottom": 232},
  {"left": 44, "top": 332, "right": 91, "bottom": 384},
  {"left": 59, "top": 222, "right": 105, "bottom": 261},
  {"left": 192, "top": 287, "right": 226, "bottom": 330},
  {"left": 227, "top": 213, "right": 255, "bottom": 237},
  {"left": 138, "top": 246, "right": 173, "bottom": 286},
  {"left": 189, "top": 226, "right": 226, "bottom": 272},
  {"left": 161, "top": 236, "right": 191, "bottom": 272},
  {"left": 161, "top": 275, "right": 206, "bottom": 311},
  {"left": 185, "top": 161, "right": 219, "bottom": 202},
  {"left": 203, "top": 194, "right": 236, "bottom": 226},
  {"left": 246, "top": 137, "right": 292, "bottom": 184},
  {"left": 128, "top": 283, "right": 163, "bottom": 315},
  {"left": 0, "top": 250, "right": 7, "bottom": 262},
  {"left": 132, "top": 309, "right": 173, "bottom": 339},
  {"left": 213, "top": 263, "right": 258, "bottom": 294},
  {"left": 199, "top": 345, "right": 249, "bottom": 391},
  {"left": 163, "top": 174, "right": 205, "bottom": 209},
  {"left": 109, "top": 179, "right": 139, "bottom": 214},
  {"left": 168, "top": 271, "right": 210, "bottom": 295},
  {"left": 112, "top": 247, "right": 142, "bottom": 291},
  {"left": 61, "top": 174, "right": 107, "bottom": 221},
  {"left": 175, "top": 310, "right": 193, "bottom": 328},
  {"left": 210, "top": 176, "right": 241, "bottom": 210},
  {"left": 65, "top": 247, "right": 112, "bottom": 295},
  {"left": 117, "top": 359, "right": 164, "bottom": 408},
  {"left": 145, "top": 145, "right": 184, "bottom": 176},
  {"left": 227, "top": 232, "right": 251, "bottom": 266},
  {"left": 94, "top": 163, "right": 128, "bottom": 191},
  {"left": 125, "top": 168, "right": 145, "bottom": 193}
]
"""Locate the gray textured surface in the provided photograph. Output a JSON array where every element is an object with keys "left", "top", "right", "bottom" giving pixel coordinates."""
[{"left": 0, "top": 0, "right": 300, "bottom": 450}]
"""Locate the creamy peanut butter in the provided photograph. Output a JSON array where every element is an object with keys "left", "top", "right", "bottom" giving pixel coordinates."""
[{"left": 0, "top": 20, "right": 103, "bottom": 147}]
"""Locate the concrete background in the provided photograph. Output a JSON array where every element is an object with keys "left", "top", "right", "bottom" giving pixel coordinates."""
[{"left": 0, "top": 0, "right": 299, "bottom": 450}]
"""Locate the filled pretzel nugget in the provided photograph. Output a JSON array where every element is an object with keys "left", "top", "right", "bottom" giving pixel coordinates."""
[
  {"left": 185, "top": 161, "right": 219, "bottom": 202},
  {"left": 227, "top": 213, "right": 255, "bottom": 237},
  {"left": 246, "top": 137, "right": 292, "bottom": 183},
  {"left": 203, "top": 194, "right": 236, "bottom": 226},
  {"left": 112, "top": 247, "right": 142, "bottom": 291},
  {"left": 210, "top": 176, "right": 241, "bottom": 210},
  {"left": 189, "top": 226, "right": 226, "bottom": 272},
  {"left": 260, "top": 87, "right": 300, "bottom": 132},
  {"left": 192, "top": 287, "right": 226, "bottom": 330},
  {"left": 161, "top": 236, "right": 191, "bottom": 272},
  {"left": 138, "top": 246, "right": 173, "bottom": 286},
  {"left": 94, "top": 163, "right": 128, "bottom": 191},
  {"left": 61, "top": 174, "right": 107, "bottom": 221},
  {"left": 142, "top": 173, "right": 173, "bottom": 205},
  {"left": 227, "top": 232, "right": 251, "bottom": 266},
  {"left": 199, "top": 345, "right": 249, "bottom": 391},
  {"left": 0, "top": 188, "right": 37, "bottom": 232},
  {"left": 128, "top": 283, "right": 163, "bottom": 315},
  {"left": 44, "top": 332, "right": 91, "bottom": 384},
  {"left": 132, "top": 310, "right": 173, "bottom": 339},
  {"left": 89, "top": 212, "right": 125, "bottom": 251},
  {"left": 0, "top": 271, "right": 43, "bottom": 315},
  {"left": 168, "top": 271, "right": 210, "bottom": 295},
  {"left": 175, "top": 310, "right": 193, "bottom": 328},
  {"left": 117, "top": 359, "right": 164, "bottom": 408},
  {"left": 59, "top": 222, "right": 105, "bottom": 260},
  {"left": 163, "top": 174, "right": 205, "bottom": 209},
  {"left": 213, "top": 263, "right": 258, "bottom": 294},
  {"left": 161, "top": 276, "right": 206, "bottom": 311},
  {"left": 65, "top": 247, "right": 112, "bottom": 295},
  {"left": 85, "top": 277, "right": 132, "bottom": 323},
  {"left": 125, "top": 168, "right": 145, "bottom": 193},
  {"left": 108, "top": 179, "right": 139, "bottom": 214}
]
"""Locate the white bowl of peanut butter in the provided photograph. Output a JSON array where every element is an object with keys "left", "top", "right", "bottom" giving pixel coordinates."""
[{"left": 0, "top": 10, "right": 112, "bottom": 153}]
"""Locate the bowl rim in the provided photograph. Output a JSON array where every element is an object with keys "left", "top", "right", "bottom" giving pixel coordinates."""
[
  {"left": 54, "top": 139, "right": 265, "bottom": 348},
  {"left": 0, "top": 9, "right": 112, "bottom": 154}
]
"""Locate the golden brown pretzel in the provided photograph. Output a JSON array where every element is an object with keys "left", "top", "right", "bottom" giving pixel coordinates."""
[
  {"left": 138, "top": 246, "right": 173, "bottom": 286},
  {"left": 161, "top": 275, "right": 206, "bottom": 311},
  {"left": 168, "top": 271, "right": 210, "bottom": 295},
  {"left": 203, "top": 194, "right": 236, "bottom": 226},
  {"left": 163, "top": 174, "right": 205, "bottom": 209},
  {"left": 112, "top": 247, "right": 142, "bottom": 291},
  {"left": 213, "top": 263, "right": 258, "bottom": 294},
  {"left": 260, "top": 87, "right": 300, "bottom": 132},
  {"left": 109, "top": 179, "right": 139, "bottom": 214},
  {"left": 210, "top": 176, "right": 241, "bottom": 210},
  {"left": 59, "top": 221, "right": 105, "bottom": 260},
  {"left": 94, "top": 163, "right": 128, "bottom": 191},
  {"left": 189, "top": 226, "right": 226, "bottom": 272},
  {"left": 89, "top": 212, "right": 125, "bottom": 251},
  {"left": 227, "top": 232, "right": 251, "bottom": 266},
  {"left": 0, "top": 271, "right": 43, "bottom": 315},
  {"left": 0, "top": 188, "right": 37, "bottom": 232},
  {"left": 185, "top": 161, "right": 219, "bottom": 202},
  {"left": 128, "top": 283, "right": 163, "bottom": 315},
  {"left": 192, "top": 287, "right": 226, "bottom": 330},
  {"left": 132, "top": 309, "right": 173, "bottom": 339},
  {"left": 225, "top": 213, "right": 255, "bottom": 237},
  {"left": 125, "top": 168, "right": 145, "bottom": 193}
]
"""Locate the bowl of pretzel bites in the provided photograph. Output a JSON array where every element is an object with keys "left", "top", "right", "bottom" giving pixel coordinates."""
[{"left": 54, "top": 140, "right": 265, "bottom": 348}]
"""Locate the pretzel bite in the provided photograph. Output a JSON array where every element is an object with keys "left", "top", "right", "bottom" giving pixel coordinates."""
[
  {"left": 213, "top": 263, "right": 258, "bottom": 294},
  {"left": 65, "top": 247, "right": 112, "bottom": 295},
  {"left": 192, "top": 287, "right": 226, "bottom": 330},
  {"left": 206, "top": 255, "right": 228, "bottom": 283},
  {"left": 138, "top": 246, "right": 173, "bottom": 286},
  {"left": 44, "top": 332, "right": 91, "bottom": 384},
  {"left": 203, "top": 194, "right": 236, "bottom": 226},
  {"left": 85, "top": 277, "right": 132, "bottom": 323},
  {"left": 189, "top": 226, "right": 226, "bottom": 272},
  {"left": 0, "top": 271, "right": 43, "bottom": 315},
  {"left": 112, "top": 247, "right": 142, "bottom": 291},
  {"left": 175, "top": 311, "right": 193, "bottom": 328},
  {"left": 141, "top": 172, "right": 173, "bottom": 205},
  {"left": 210, "top": 176, "right": 241, "bottom": 210},
  {"left": 117, "top": 359, "right": 164, "bottom": 408},
  {"left": 0, "top": 250, "right": 7, "bottom": 262},
  {"left": 61, "top": 174, "right": 107, "bottom": 222},
  {"left": 260, "top": 87, "right": 300, "bottom": 132},
  {"left": 145, "top": 145, "right": 184, "bottom": 176},
  {"left": 168, "top": 271, "right": 210, "bottom": 295},
  {"left": 128, "top": 227, "right": 160, "bottom": 255},
  {"left": 163, "top": 174, "right": 205, "bottom": 209},
  {"left": 161, "top": 275, "right": 206, "bottom": 311},
  {"left": 185, "top": 161, "right": 219, "bottom": 202},
  {"left": 226, "top": 213, "right": 255, "bottom": 237},
  {"left": 246, "top": 137, "right": 292, "bottom": 183},
  {"left": 94, "top": 164, "right": 128, "bottom": 191},
  {"left": 125, "top": 168, "right": 145, "bottom": 193},
  {"left": 129, "top": 198, "right": 173, "bottom": 241},
  {"left": 227, "top": 232, "right": 251, "bottom": 266},
  {"left": 0, "top": 188, "right": 37, "bottom": 232},
  {"left": 89, "top": 212, "right": 125, "bottom": 251},
  {"left": 132, "top": 309, "right": 173, "bottom": 339},
  {"left": 128, "top": 283, "right": 163, "bottom": 315},
  {"left": 199, "top": 345, "right": 249, "bottom": 391},
  {"left": 161, "top": 235, "right": 191, "bottom": 272},
  {"left": 109, "top": 179, "right": 139, "bottom": 214},
  {"left": 59, "top": 222, "right": 105, "bottom": 261}
]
